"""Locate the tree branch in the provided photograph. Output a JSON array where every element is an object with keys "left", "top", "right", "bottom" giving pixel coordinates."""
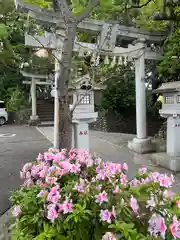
[
  {"left": 52, "top": 0, "right": 74, "bottom": 22},
  {"left": 128, "top": 0, "right": 153, "bottom": 9},
  {"left": 76, "top": 0, "right": 100, "bottom": 23},
  {"left": 153, "top": 15, "right": 180, "bottom": 21}
]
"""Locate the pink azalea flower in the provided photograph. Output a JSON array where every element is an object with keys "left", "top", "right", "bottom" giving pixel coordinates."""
[
  {"left": 96, "top": 166, "right": 101, "bottom": 173},
  {"left": 44, "top": 153, "right": 54, "bottom": 161},
  {"left": 39, "top": 167, "right": 49, "bottom": 178},
  {"left": 45, "top": 176, "right": 57, "bottom": 184},
  {"left": 77, "top": 154, "right": 87, "bottom": 165},
  {"left": 102, "top": 232, "right": 116, "bottom": 240},
  {"left": 100, "top": 209, "right": 112, "bottom": 223},
  {"left": 139, "top": 167, "right": 147, "bottom": 175},
  {"left": 120, "top": 173, "right": 127, "bottom": 185},
  {"left": 47, "top": 204, "right": 59, "bottom": 222},
  {"left": 12, "top": 205, "right": 21, "bottom": 217},
  {"left": 176, "top": 200, "right": 180, "bottom": 208},
  {"left": 48, "top": 166, "right": 56, "bottom": 173},
  {"left": 53, "top": 152, "right": 66, "bottom": 163},
  {"left": 69, "top": 149, "right": 77, "bottom": 160},
  {"left": 148, "top": 214, "right": 167, "bottom": 239},
  {"left": 56, "top": 167, "right": 69, "bottom": 176},
  {"left": 130, "top": 196, "right": 139, "bottom": 214},
  {"left": 37, "top": 153, "right": 43, "bottom": 161},
  {"left": 70, "top": 164, "right": 81, "bottom": 174},
  {"left": 163, "top": 189, "right": 174, "bottom": 200},
  {"left": 130, "top": 179, "right": 140, "bottom": 187},
  {"left": 96, "top": 170, "right": 106, "bottom": 180},
  {"left": 122, "top": 163, "right": 128, "bottom": 171},
  {"left": 23, "top": 179, "right": 33, "bottom": 187},
  {"left": 159, "top": 174, "right": 173, "bottom": 188},
  {"left": 26, "top": 171, "right": 31, "bottom": 178},
  {"left": 59, "top": 161, "right": 71, "bottom": 171},
  {"left": 150, "top": 172, "right": 160, "bottom": 182},
  {"left": 22, "top": 163, "right": 32, "bottom": 173},
  {"left": 170, "top": 216, "right": 180, "bottom": 239},
  {"left": 86, "top": 158, "right": 94, "bottom": 167},
  {"left": 113, "top": 186, "right": 121, "bottom": 194},
  {"left": 74, "top": 183, "right": 84, "bottom": 192},
  {"left": 61, "top": 199, "right": 73, "bottom": 214},
  {"left": 31, "top": 165, "right": 41, "bottom": 177},
  {"left": 95, "top": 191, "right": 108, "bottom": 204},
  {"left": 47, "top": 186, "right": 61, "bottom": 203},
  {"left": 97, "top": 185, "right": 102, "bottom": 191},
  {"left": 94, "top": 158, "right": 102, "bottom": 165},
  {"left": 141, "top": 177, "right": 151, "bottom": 184},
  {"left": 114, "top": 163, "right": 122, "bottom": 173},
  {"left": 20, "top": 171, "right": 25, "bottom": 179},
  {"left": 48, "top": 147, "right": 58, "bottom": 153},
  {"left": 37, "top": 190, "right": 48, "bottom": 198}
]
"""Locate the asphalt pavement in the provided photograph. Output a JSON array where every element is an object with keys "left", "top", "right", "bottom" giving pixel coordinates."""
[{"left": 0, "top": 125, "right": 51, "bottom": 216}]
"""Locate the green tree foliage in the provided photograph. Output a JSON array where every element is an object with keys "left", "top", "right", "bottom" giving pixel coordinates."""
[
  {"left": 158, "top": 28, "right": 180, "bottom": 81},
  {"left": 24, "top": 0, "right": 51, "bottom": 7},
  {"left": 101, "top": 64, "right": 136, "bottom": 116},
  {"left": 6, "top": 86, "right": 29, "bottom": 112},
  {"left": 0, "top": 0, "right": 28, "bottom": 103},
  {"left": 0, "top": 0, "right": 54, "bottom": 108}
]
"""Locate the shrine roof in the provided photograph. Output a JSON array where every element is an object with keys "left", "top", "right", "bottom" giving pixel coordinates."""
[{"left": 154, "top": 81, "right": 180, "bottom": 93}]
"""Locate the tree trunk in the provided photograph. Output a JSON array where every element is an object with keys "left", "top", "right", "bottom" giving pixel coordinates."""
[
  {"left": 58, "top": 21, "right": 76, "bottom": 150},
  {"left": 59, "top": 100, "right": 72, "bottom": 150}
]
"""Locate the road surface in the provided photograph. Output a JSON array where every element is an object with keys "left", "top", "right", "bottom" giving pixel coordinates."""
[{"left": 0, "top": 125, "right": 51, "bottom": 215}]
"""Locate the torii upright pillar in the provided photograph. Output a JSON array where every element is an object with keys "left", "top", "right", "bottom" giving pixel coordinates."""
[
  {"left": 29, "top": 78, "right": 40, "bottom": 126},
  {"left": 128, "top": 39, "right": 155, "bottom": 153}
]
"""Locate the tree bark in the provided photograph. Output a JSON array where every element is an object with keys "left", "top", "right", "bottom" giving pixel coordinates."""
[{"left": 58, "top": 21, "right": 76, "bottom": 150}]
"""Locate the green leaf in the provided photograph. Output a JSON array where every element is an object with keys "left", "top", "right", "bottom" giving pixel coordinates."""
[{"left": 0, "top": 24, "right": 9, "bottom": 38}]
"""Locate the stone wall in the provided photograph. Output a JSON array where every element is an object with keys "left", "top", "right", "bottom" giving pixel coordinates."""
[
  {"left": 90, "top": 111, "right": 164, "bottom": 136},
  {"left": 89, "top": 116, "right": 107, "bottom": 132},
  {"left": 8, "top": 109, "right": 31, "bottom": 125}
]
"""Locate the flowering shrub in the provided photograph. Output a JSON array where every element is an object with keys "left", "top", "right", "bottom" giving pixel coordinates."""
[{"left": 11, "top": 148, "right": 180, "bottom": 240}]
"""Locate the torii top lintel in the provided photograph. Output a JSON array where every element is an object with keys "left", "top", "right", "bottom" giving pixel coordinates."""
[{"left": 15, "top": 0, "right": 166, "bottom": 43}]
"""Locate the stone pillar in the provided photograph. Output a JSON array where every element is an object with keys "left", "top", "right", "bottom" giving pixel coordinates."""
[
  {"left": 29, "top": 78, "right": 40, "bottom": 126},
  {"left": 74, "top": 122, "right": 90, "bottom": 151},
  {"left": 128, "top": 39, "right": 155, "bottom": 153},
  {"left": 53, "top": 54, "right": 60, "bottom": 149},
  {"left": 135, "top": 47, "right": 146, "bottom": 139},
  {"left": 53, "top": 30, "right": 64, "bottom": 149},
  {"left": 71, "top": 124, "right": 75, "bottom": 149}
]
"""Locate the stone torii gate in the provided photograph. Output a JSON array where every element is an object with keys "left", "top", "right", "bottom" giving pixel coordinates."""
[
  {"left": 21, "top": 71, "right": 53, "bottom": 125},
  {"left": 15, "top": 0, "right": 166, "bottom": 153}
]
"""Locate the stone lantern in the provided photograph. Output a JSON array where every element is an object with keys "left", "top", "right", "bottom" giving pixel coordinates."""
[
  {"left": 69, "top": 74, "right": 98, "bottom": 151},
  {"left": 153, "top": 81, "right": 180, "bottom": 171},
  {"left": 51, "top": 74, "right": 99, "bottom": 151}
]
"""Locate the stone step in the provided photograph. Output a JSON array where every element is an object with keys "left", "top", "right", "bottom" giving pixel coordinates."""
[
  {"left": 37, "top": 108, "right": 54, "bottom": 112},
  {"left": 37, "top": 121, "right": 54, "bottom": 127},
  {"left": 39, "top": 117, "right": 54, "bottom": 122},
  {"left": 37, "top": 111, "right": 54, "bottom": 115}
]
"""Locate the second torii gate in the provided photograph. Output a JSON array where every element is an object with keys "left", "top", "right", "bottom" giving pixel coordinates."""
[{"left": 21, "top": 71, "right": 53, "bottom": 125}]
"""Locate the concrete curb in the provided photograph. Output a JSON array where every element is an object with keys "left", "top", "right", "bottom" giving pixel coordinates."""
[
  {"left": 36, "top": 127, "right": 53, "bottom": 144},
  {"left": 0, "top": 208, "right": 12, "bottom": 240},
  {"left": 0, "top": 208, "right": 12, "bottom": 227}
]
